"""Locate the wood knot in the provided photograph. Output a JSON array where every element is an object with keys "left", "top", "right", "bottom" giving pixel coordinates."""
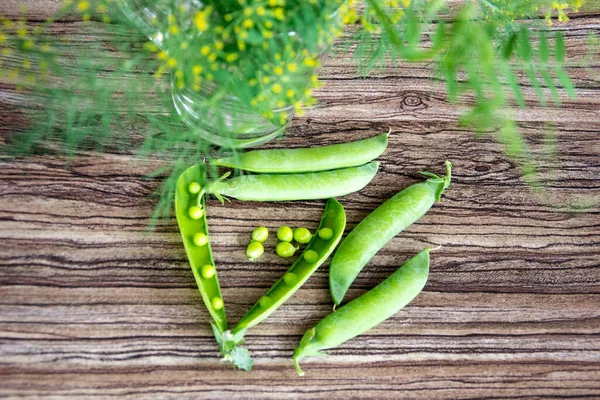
[{"left": 399, "top": 92, "right": 428, "bottom": 111}]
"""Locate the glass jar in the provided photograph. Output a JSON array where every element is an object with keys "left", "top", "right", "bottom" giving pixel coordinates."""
[{"left": 116, "top": 0, "right": 295, "bottom": 148}]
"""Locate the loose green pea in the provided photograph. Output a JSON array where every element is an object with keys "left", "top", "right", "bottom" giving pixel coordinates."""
[
  {"left": 252, "top": 226, "right": 269, "bottom": 243},
  {"left": 276, "top": 241, "right": 298, "bottom": 258},
  {"left": 188, "top": 206, "right": 204, "bottom": 220},
  {"left": 259, "top": 296, "right": 273, "bottom": 309},
  {"left": 318, "top": 227, "right": 333, "bottom": 240},
  {"left": 201, "top": 264, "right": 216, "bottom": 279},
  {"left": 211, "top": 297, "right": 224, "bottom": 310},
  {"left": 193, "top": 232, "right": 209, "bottom": 247},
  {"left": 283, "top": 272, "right": 298, "bottom": 286},
  {"left": 303, "top": 250, "right": 319, "bottom": 263},
  {"left": 294, "top": 227, "right": 312, "bottom": 244},
  {"left": 247, "top": 241, "right": 265, "bottom": 261},
  {"left": 188, "top": 181, "right": 201, "bottom": 194},
  {"left": 277, "top": 226, "right": 293, "bottom": 242}
]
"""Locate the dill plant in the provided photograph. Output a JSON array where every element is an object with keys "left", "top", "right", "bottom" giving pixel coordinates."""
[{"left": 0, "top": 0, "right": 592, "bottom": 219}]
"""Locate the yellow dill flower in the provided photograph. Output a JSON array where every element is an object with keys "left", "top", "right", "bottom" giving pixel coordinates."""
[
  {"left": 287, "top": 63, "right": 297, "bottom": 72},
  {"left": 274, "top": 66, "right": 284, "bottom": 75},
  {"left": 257, "top": 6, "right": 266, "bottom": 16},
  {"left": 167, "top": 58, "right": 177, "bottom": 68},
  {"left": 201, "top": 45, "right": 210, "bottom": 55},
  {"left": 215, "top": 41, "right": 224, "bottom": 50},
  {"left": 226, "top": 53, "right": 238, "bottom": 62},
  {"left": 286, "top": 89, "right": 295, "bottom": 98},
  {"left": 77, "top": 1, "right": 89, "bottom": 11},
  {"left": 272, "top": 84, "right": 282, "bottom": 93},
  {"left": 193, "top": 65, "right": 203, "bottom": 75},
  {"left": 249, "top": 79, "right": 257, "bottom": 86},
  {"left": 194, "top": 11, "right": 209, "bottom": 31},
  {"left": 169, "top": 25, "right": 179, "bottom": 34},
  {"left": 274, "top": 8, "right": 285, "bottom": 21}
]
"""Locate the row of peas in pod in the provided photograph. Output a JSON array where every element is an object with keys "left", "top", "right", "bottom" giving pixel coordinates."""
[{"left": 175, "top": 131, "right": 452, "bottom": 374}]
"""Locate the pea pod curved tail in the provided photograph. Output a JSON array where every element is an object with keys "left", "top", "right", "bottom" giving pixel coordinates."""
[
  {"left": 329, "top": 161, "right": 451, "bottom": 305},
  {"left": 294, "top": 248, "right": 430, "bottom": 376}
]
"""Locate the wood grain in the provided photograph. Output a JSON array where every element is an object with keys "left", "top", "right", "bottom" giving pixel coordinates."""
[{"left": 1, "top": 2, "right": 599, "bottom": 399}]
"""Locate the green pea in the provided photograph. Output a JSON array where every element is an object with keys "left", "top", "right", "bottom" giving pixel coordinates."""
[
  {"left": 318, "top": 227, "right": 333, "bottom": 240},
  {"left": 188, "top": 181, "right": 201, "bottom": 194},
  {"left": 193, "top": 232, "right": 209, "bottom": 247},
  {"left": 283, "top": 272, "right": 298, "bottom": 286},
  {"left": 329, "top": 161, "right": 452, "bottom": 306},
  {"left": 233, "top": 199, "right": 346, "bottom": 335},
  {"left": 294, "top": 227, "right": 312, "bottom": 244},
  {"left": 276, "top": 242, "right": 298, "bottom": 258},
  {"left": 201, "top": 264, "right": 216, "bottom": 279},
  {"left": 213, "top": 132, "right": 389, "bottom": 173},
  {"left": 277, "top": 226, "right": 293, "bottom": 242},
  {"left": 203, "top": 162, "right": 379, "bottom": 202},
  {"left": 251, "top": 226, "right": 269, "bottom": 243},
  {"left": 259, "top": 296, "right": 273, "bottom": 309},
  {"left": 175, "top": 164, "right": 227, "bottom": 334},
  {"left": 188, "top": 206, "right": 204, "bottom": 220},
  {"left": 303, "top": 250, "right": 319, "bottom": 263},
  {"left": 247, "top": 241, "right": 265, "bottom": 261},
  {"left": 211, "top": 297, "right": 224, "bottom": 310},
  {"left": 294, "top": 249, "right": 430, "bottom": 376}
]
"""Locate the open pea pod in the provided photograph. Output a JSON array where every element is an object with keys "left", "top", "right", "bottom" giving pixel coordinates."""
[
  {"left": 233, "top": 198, "right": 346, "bottom": 334},
  {"left": 175, "top": 164, "right": 227, "bottom": 333}
]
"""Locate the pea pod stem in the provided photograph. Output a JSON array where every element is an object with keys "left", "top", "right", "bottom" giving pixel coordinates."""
[
  {"left": 175, "top": 165, "right": 228, "bottom": 333},
  {"left": 204, "top": 162, "right": 379, "bottom": 202},
  {"left": 294, "top": 248, "right": 430, "bottom": 376},
  {"left": 233, "top": 198, "right": 346, "bottom": 334},
  {"left": 329, "top": 161, "right": 451, "bottom": 305},
  {"left": 212, "top": 131, "right": 389, "bottom": 173}
]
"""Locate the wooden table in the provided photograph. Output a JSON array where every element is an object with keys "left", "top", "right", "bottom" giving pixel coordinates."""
[{"left": 1, "top": 2, "right": 599, "bottom": 399}]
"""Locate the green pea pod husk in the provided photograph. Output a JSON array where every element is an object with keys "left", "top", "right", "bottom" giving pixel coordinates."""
[
  {"left": 213, "top": 131, "right": 389, "bottom": 173},
  {"left": 175, "top": 164, "right": 227, "bottom": 333},
  {"left": 294, "top": 248, "right": 430, "bottom": 376},
  {"left": 329, "top": 161, "right": 451, "bottom": 305}
]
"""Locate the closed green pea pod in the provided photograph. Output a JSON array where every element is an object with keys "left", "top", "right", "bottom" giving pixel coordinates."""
[
  {"left": 203, "top": 162, "right": 379, "bottom": 202},
  {"left": 294, "top": 248, "right": 430, "bottom": 376},
  {"left": 329, "top": 161, "right": 451, "bottom": 305},
  {"left": 213, "top": 132, "right": 389, "bottom": 173}
]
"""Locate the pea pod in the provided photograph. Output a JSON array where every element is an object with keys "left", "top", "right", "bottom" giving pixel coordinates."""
[
  {"left": 233, "top": 198, "right": 346, "bottom": 333},
  {"left": 203, "top": 161, "right": 379, "bottom": 202},
  {"left": 213, "top": 132, "right": 389, "bottom": 173},
  {"left": 294, "top": 248, "right": 430, "bottom": 376},
  {"left": 329, "top": 161, "right": 451, "bottom": 305},
  {"left": 175, "top": 164, "right": 227, "bottom": 333}
]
